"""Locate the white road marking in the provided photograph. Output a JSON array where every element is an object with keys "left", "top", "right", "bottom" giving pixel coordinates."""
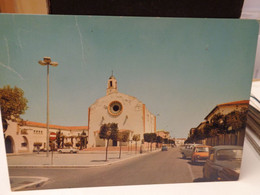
[
  {"left": 187, "top": 163, "right": 195, "bottom": 181},
  {"left": 10, "top": 176, "right": 49, "bottom": 191}
]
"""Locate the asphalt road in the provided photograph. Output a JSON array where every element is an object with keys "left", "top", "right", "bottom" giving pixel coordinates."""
[{"left": 9, "top": 148, "right": 204, "bottom": 190}]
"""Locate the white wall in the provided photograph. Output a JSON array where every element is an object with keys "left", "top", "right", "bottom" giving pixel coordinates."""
[
  {"left": 4, "top": 120, "right": 87, "bottom": 153},
  {"left": 88, "top": 92, "right": 155, "bottom": 147}
]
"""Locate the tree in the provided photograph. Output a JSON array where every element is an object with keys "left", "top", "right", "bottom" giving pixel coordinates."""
[
  {"left": 56, "top": 130, "right": 62, "bottom": 149},
  {"left": 156, "top": 136, "right": 163, "bottom": 148},
  {"left": 144, "top": 133, "right": 157, "bottom": 151},
  {"left": 80, "top": 130, "right": 87, "bottom": 150},
  {"left": 194, "top": 128, "right": 205, "bottom": 140},
  {"left": 185, "top": 128, "right": 204, "bottom": 143},
  {"left": 169, "top": 139, "right": 175, "bottom": 146},
  {"left": 225, "top": 109, "right": 248, "bottom": 133},
  {"left": 117, "top": 130, "right": 130, "bottom": 158},
  {"left": 33, "top": 142, "right": 42, "bottom": 154},
  {"left": 143, "top": 133, "right": 150, "bottom": 142},
  {"left": 163, "top": 138, "right": 169, "bottom": 144},
  {"left": 186, "top": 108, "right": 249, "bottom": 143},
  {"left": 70, "top": 136, "right": 75, "bottom": 146},
  {"left": 132, "top": 134, "right": 140, "bottom": 153},
  {"left": 0, "top": 85, "right": 28, "bottom": 134},
  {"left": 99, "top": 123, "right": 118, "bottom": 161},
  {"left": 210, "top": 113, "right": 226, "bottom": 134},
  {"left": 144, "top": 133, "right": 151, "bottom": 150},
  {"left": 203, "top": 123, "right": 212, "bottom": 138},
  {"left": 61, "top": 135, "right": 65, "bottom": 148},
  {"left": 145, "top": 133, "right": 157, "bottom": 151},
  {"left": 150, "top": 133, "right": 157, "bottom": 151},
  {"left": 64, "top": 142, "right": 72, "bottom": 147}
]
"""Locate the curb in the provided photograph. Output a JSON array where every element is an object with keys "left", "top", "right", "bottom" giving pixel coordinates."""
[
  {"left": 9, "top": 164, "right": 110, "bottom": 168},
  {"left": 7, "top": 152, "right": 34, "bottom": 156},
  {"left": 11, "top": 176, "right": 49, "bottom": 191},
  {"left": 8, "top": 149, "right": 161, "bottom": 169}
]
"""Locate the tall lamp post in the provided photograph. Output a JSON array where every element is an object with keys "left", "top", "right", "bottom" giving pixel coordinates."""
[{"left": 38, "top": 57, "right": 58, "bottom": 157}]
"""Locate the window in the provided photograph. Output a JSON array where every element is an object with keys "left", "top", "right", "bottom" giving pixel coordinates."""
[
  {"left": 216, "top": 149, "right": 242, "bottom": 161},
  {"left": 195, "top": 147, "right": 209, "bottom": 152},
  {"left": 21, "top": 129, "right": 28, "bottom": 134},
  {"left": 108, "top": 101, "right": 123, "bottom": 116}
]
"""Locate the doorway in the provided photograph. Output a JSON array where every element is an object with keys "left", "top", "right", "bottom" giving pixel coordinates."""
[{"left": 5, "top": 136, "right": 14, "bottom": 153}]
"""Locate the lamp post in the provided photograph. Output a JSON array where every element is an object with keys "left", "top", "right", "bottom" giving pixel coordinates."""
[{"left": 38, "top": 57, "right": 58, "bottom": 157}]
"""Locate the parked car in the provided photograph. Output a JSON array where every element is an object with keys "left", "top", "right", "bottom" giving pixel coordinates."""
[
  {"left": 161, "top": 145, "right": 168, "bottom": 151},
  {"left": 179, "top": 145, "right": 185, "bottom": 152},
  {"left": 181, "top": 144, "right": 201, "bottom": 159},
  {"left": 57, "top": 147, "right": 78, "bottom": 153},
  {"left": 191, "top": 145, "right": 211, "bottom": 164},
  {"left": 203, "top": 145, "right": 243, "bottom": 181}
]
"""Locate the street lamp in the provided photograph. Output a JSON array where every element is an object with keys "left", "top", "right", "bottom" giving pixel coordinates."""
[{"left": 38, "top": 57, "right": 58, "bottom": 157}]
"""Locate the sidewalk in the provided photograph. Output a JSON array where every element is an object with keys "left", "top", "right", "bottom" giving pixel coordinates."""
[
  {"left": 7, "top": 149, "right": 159, "bottom": 168},
  {"left": 7, "top": 148, "right": 160, "bottom": 191}
]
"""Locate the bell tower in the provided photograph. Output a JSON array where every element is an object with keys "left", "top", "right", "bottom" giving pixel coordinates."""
[{"left": 106, "top": 73, "right": 118, "bottom": 95}]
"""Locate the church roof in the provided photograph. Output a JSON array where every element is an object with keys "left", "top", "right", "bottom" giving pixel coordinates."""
[{"left": 21, "top": 121, "right": 88, "bottom": 131}]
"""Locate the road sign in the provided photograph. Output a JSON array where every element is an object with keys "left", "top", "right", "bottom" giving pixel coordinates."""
[{"left": 49, "top": 132, "right": 56, "bottom": 141}]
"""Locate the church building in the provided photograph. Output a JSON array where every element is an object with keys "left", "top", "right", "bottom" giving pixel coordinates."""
[{"left": 87, "top": 74, "right": 156, "bottom": 148}]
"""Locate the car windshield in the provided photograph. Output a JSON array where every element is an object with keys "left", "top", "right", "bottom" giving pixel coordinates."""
[
  {"left": 216, "top": 149, "right": 242, "bottom": 161},
  {"left": 195, "top": 147, "right": 209, "bottom": 152},
  {"left": 186, "top": 145, "right": 194, "bottom": 149}
]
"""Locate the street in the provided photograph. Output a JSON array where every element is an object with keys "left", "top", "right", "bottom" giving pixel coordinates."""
[{"left": 8, "top": 148, "right": 205, "bottom": 190}]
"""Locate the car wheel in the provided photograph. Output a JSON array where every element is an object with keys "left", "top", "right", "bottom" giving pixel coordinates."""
[{"left": 191, "top": 158, "right": 195, "bottom": 164}]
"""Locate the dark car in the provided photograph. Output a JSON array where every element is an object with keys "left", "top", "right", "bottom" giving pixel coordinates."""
[
  {"left": 203, "top": 145, "right": 242, "bottom": 181},
  {"left": 161, "top": 146, "right": 168, "bottom": 151}
]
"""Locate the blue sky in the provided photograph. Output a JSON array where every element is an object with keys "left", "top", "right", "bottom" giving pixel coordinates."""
[{"left": 0, "top": 14, "right": 258, "bottom": 138}]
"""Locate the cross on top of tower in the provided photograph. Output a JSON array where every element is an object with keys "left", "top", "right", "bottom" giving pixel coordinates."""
[{"left": 109, "top": 70, "right": 116, "bottom": 79}]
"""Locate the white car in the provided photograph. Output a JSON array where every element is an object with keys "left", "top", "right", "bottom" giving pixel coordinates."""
[
  {"left": 57, "top": 147, "right": 78, "bottom": 153},
  {"left": 181, "top": 144, "right": 201, "bottom": 159}
]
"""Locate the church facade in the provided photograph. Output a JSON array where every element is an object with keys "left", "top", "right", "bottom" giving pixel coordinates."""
[{"left": 87, "top": 75, "right": 156, "bottom": 148}]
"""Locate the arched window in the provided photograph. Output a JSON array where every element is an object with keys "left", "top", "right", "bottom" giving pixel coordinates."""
[{"left": 21, "top": 136, "right": 29, "bottom": 148}]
